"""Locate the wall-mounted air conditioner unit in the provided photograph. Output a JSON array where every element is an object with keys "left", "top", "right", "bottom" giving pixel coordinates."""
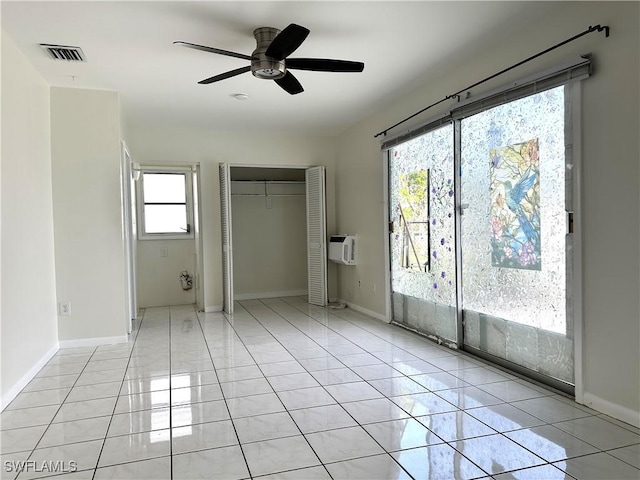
[{"left": 328, "top": 235, "right": 356, "bottom": 265}]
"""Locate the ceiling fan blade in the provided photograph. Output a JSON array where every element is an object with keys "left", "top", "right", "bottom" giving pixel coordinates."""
[
  {"left": 286, "top": 58, "right": 365, "bottom": 72},
  {"left": 174, "top": 41, "right": 253, "bottom": 61},
  {"left": 198, "top": 66, "right": 251, "bottom": 84},
  {"left": 274, "top": 71, "right": 304, "bottom": 95},
  {"left": 265, "top": 24, "right": 310, "bottom": 60}
]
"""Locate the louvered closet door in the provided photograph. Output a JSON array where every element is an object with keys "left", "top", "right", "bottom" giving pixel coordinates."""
[
  {"left": 219, "top": 163, "right": 234, "bottom": 314},
  {"left": 306, "top": 166, "right": 327, "bottom": 306}
]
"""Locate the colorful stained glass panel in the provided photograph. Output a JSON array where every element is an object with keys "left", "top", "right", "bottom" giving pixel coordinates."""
[{"left": 490, "top": 139, "right": 541, "bottom": 270}]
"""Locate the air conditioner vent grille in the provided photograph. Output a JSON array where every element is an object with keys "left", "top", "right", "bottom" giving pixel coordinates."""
[{"left": 40, "top": 44, "right": 86, "bottom": 62}]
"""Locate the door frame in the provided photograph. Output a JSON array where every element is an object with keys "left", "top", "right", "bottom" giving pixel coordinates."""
[
  {"left": 219, "top": 164, "right": 328, "bottom": 308},
  {"left": 120, "top": 141, "right": 137, "bottom": 334}
]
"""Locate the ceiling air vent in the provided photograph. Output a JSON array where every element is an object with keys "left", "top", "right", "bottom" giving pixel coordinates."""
[{"left": 40, "top": 44, "right": 86, "bottom": 62}]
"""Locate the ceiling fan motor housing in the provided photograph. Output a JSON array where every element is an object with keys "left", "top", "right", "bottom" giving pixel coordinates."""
[{"left": 251, "top": 27, "right": 286, "bottom": 79}]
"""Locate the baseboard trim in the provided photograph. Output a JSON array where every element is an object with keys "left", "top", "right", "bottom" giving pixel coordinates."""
[
  {"left": 338, "top": 300, "right": 387, "bottom": 323},
  {"left": 58, "top": 335, "right": 128, "bottom": 349},
  {"left": 582, "top": 392, "right": 640, "bottom": 428},
  {"left": 1, "top": 343, "right": 59, "bottom": 411},
  {"left": 234, "top": 290, "right": 308, "bottom": 301},
  {"left": 204, "top": 305, "right": 223, "bottom": 313}
]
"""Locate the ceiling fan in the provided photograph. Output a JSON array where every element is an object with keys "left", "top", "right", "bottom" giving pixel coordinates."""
[{"left": 175, "top": 23, "right": 365, "bottom": 95}]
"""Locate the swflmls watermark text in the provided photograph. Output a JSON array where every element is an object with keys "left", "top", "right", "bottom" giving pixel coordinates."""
[{"left": 4, "top": 460, "right": 78, "bottom": 474}]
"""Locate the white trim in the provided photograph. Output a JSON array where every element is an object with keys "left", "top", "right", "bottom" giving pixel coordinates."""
[
  {"left": 338, "top": 300, "right": 387, "bottom": 322},
  {"left": 1, "top": 343, "right": 58, "bottom": 411},
  {"left": 382, "top": 151, "right": 392, "bottom": 323},
  {"left": 120, "top": 140, "right": 136, "bottom": 335},
  {"left": 137, "top": 164, "right": 195, "bottom": 172},
  {"left": 571, "top": 82, "right": 585, "bottom": 403},
  {"left": 234, "top": 290, "right": 308, "bottom": 301},
  {"left": 58, "top": 335, "right": 128, "bottom": 349},
  {"left": 205, "top": 305, "right": 223, "bottom": 313},
  {"left": 581, "top": 392, "right": 640, "bottom": 428}
]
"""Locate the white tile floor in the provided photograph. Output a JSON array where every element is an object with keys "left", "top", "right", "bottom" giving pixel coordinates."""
[{"left": 2, "top": 297, "right": 639, "bottom": 479}]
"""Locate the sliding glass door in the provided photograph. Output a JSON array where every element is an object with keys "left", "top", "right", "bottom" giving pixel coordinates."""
[
  {"left": 387, "top": 84, "right": 577, "bottom": 389},
  {"left": 459, "top": 86, "right": 574, "bottom": 386},
  {"left": 389, "top": 124, "right": 458, "bottom": 345}
]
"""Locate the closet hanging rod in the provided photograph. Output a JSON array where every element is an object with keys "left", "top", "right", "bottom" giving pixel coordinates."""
[
  {"left": 231, "top": 193, "right": 305, "bottom": 197},
  {"left": 231, "top": 180, "right": 305, "bottom": 184},
  {"left": 374, "top": 24, "right": 610, "bottom": 138}
]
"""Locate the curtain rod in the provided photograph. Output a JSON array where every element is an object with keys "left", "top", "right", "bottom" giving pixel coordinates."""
[{"left": 374, "top": 24, "right": 610, "bottom": 139}]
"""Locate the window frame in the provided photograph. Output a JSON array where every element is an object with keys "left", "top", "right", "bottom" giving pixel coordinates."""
[{"left": 136, "top": 166, "right": 195, "bottom": 240}]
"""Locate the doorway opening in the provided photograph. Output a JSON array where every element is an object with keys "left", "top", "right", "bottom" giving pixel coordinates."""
[
  {"left": 219, "top": 165, "right": 327, "bottom": 314},
  {"left": 131, "top": 164, "right": 203, "bottom": 313}
]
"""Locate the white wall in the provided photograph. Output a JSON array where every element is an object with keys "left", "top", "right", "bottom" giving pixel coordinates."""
[
  {"left": 126, "top": 127, "right": 337, "bottom": 312},
  {"left": 232, "top": 193, "right": 307, "bottom": 298},
  {"left": 136, "top": 239, "right": 196, "bottom": 307},
  {"left": 50, "top": 87, "right": 128, "bottom": 342},
  {"left": 335, "top": 1, "right": 639, "bottom": 425},
  {"left": 0, "top": 31, "right": 59, "bottom": 406}
]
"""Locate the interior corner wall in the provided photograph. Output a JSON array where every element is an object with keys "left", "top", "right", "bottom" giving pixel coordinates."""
[
  {"left": 0, "top": 30, "right": 59, "bottom": 406},
  {"left": 126, "top": 127, "right": 337, "bottom": 312},
  {"left": 335, "top": 1, "right": 639, "bottom": 425},
  {"left": 50, "top": 87, "right": 128, "bottom": 342}
]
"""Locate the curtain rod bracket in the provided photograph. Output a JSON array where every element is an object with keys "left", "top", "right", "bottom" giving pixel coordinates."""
[{"left": 591, "top": 24, "right": 610, "bottom": 37}]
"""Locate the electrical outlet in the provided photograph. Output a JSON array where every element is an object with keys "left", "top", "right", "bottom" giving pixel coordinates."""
[{"left": 59, "top": 302, "right": 71, "bottom": 316}]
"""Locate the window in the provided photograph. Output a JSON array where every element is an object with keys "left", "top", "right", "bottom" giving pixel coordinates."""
[{"left": 137, "top": 168, "right": 194, "bottom": 239}]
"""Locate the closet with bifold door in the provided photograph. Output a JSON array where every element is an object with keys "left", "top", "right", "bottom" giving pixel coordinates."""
[{"left": 220, "top": 166, "right": 328, "bottom": 312}]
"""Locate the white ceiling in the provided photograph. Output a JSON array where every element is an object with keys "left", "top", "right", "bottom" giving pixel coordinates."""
[{"left": 1, "top": 1, "right": 558, "bottom": 134}]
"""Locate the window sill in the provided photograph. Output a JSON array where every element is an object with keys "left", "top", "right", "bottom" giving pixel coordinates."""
[{"left": 139, "top": 234, "right": 195, "bottom": 241}]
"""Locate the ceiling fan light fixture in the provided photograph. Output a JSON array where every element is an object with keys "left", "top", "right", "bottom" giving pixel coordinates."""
[{"left": 251, "top": 62, "right": 286, "bottom": 79}]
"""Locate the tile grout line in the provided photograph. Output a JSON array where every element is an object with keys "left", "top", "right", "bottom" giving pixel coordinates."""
[
  {"left": 263, "top": 298, "right": 469, "bottom": 477},
  {"left": 193, "top": 306, "right": 253, "bottom": 480},
  {"left": 87, "top": 310, "right": 173, "bottom": 474},
  {"left": 5, "top": 301, "right": 638, "bottom": 479},
  {"left": 238, "top": 298, "right": 417, "bottom": 479},
  {"left": 279, "top": 298, "right": 629, "bottom": 476},
  {"left": 223, "top": 300, "right": 337, "bottom": 480},
  {"left": 306, "top": 303, "right": 640, "bottom": 477},
  {"left": 253, "top": 299, "right": 565, "bottom": 478},
  {"left": 168, "top": 307, "right": 173, "bottom": 480},
  {"left": 278, "top": 302, "right": 526, "bottom": 478},
  {"left": 10, "top": 346, "right": 100, "bottom": 480},
  {"left": 90, "top": 311, "right": 144, "bottom": 480}
]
